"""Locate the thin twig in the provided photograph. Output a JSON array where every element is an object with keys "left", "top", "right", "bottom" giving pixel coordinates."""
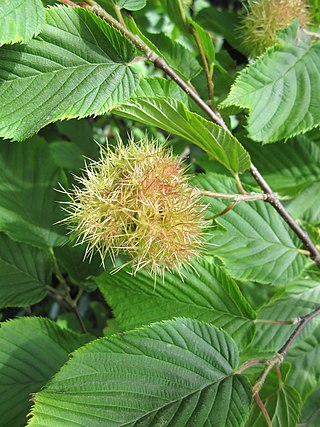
[
  {"left": 235, "top": 358, "right": 267, "bottom": 374},
  {"left": 254, "top": 393, "right": 273, "bottom": 427},
  {"left": 198, "top": 189, "right": 267, "bottom": 202},
  {"left": 255, "top": 317, "right": 301, "bottom": 325},
  {"left": 278, "top": 305, "right": 320, "bottom": 357},
  {"left": 208, "top": 201, "right": 237, "bottom": 220}
]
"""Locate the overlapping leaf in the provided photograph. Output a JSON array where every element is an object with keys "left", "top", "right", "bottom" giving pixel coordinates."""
[
  {"left": 0, "top": 6, "right": 139, "bottom": 141},
  {"left": 0, "top": 233, "right": 50, "bottom": 308},
  {"left": 245, "top": 370, "right": 302, "bottom": 427},
  {"left": 28, "top": 318, "right": 251, "bottom": 427},
  {"left": 96, "top": 259, "right": 256, "bottom": 349},
  {"left": 0, "top": 136, "right": 66, "bottom": 248},
  {"left": 114, "top": 80, "right": 251, "bottom": 174},
  {"left": 287, "top": 323, "right": 320, "bottom": 401},
  {"left": 0, "top": 0, "right": 45, "bottom": 45},
  {"left": 221, "top": 23, "right": 320, "bottom": 142},
  {"left": 243, "top": 135, "right": 320, "bottom": 197},
  {"left": 253, "top": 278, "right": 320, "bottom": 352},
  {"left": 0, "top": 317, "right": 92, "bottom": 427},
  {"left": 192, "top": 173, "right": 307, "bottom": 283}
]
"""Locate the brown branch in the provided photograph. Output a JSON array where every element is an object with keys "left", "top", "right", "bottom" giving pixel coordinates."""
[{"left": 254, "top": 393, "right": 273, "bottom": 427}]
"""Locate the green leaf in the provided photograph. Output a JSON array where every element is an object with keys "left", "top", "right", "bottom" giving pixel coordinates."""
[
  {"left": 0, "top": 317, "right": 92, "bottom": 427},
  {"left": 286, "top": 182, "right": 320, "bottom": 226},
  {"left": 299, "top": 385, "right": 320, "bottom": 426},
  {"left": 242, "top": 135, "right": 320, "bottom": 197},
  {"left": 245, "top": 372, "right": 301, "bottom": 427},
  {"left": 55, "top": 244, "right": 103, "bottom": 285},
  {"left": 116, "top": 0, "right": 146, "bottom": 11},
  {"left": 49, "top": 141, "right": 84, "bottom": 170},
  {"left": 287, "top": 323, "right": 320, "bottom": 401},
  {"left": 195, "top": 6, "right": 244, "bottom": 55},
  {"left": 96, "top": 259, "right": 256, "bottom": 349},
  {"left": 114, "top": 88, "right": 251, "bottom": 174},
  {"left": 192, "top": 173, "right": 307, "bottom": 283},
  {"left": 0, "top": 233, "right": 51, "bottom": 308},
  {"left": 28, "top": 318, "right": 251, "bottom": 427},
  {"left": 253, "top": 278, "right": 320, "bottom": 353},
  {"left": 0, "top": 136, "right": 67, "bottom": 248},
  {"left": 189, "top": 19, "right": 215, "bottom": 65},
  {"left": 0, "top": 6, "right": 139, "bottom": 141},
  {"left": 0, "top": 0, "right": 45, "bottom": 45},
  {"left": 221, "top": 23, "right": 320, "bottom": 143}
]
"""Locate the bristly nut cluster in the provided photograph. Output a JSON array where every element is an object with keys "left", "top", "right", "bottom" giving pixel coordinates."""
[
  {"left": 63, "top": 137, "right": 207, "bottom": 276},
  {"left": 241, "top": 0, "right": 310, "bottom": 56}
]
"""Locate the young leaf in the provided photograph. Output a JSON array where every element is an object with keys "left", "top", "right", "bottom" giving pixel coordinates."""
[
  {"left": 0, "top": 136, "right": 67, "bottom": 248},
  {"left": 116, "top": 0, "right": 146, "bottom": 11},
  {"left": 0, "top": 6, "right": 139, "bottom": 141},
  {"left": 0, "top": 0, "right": 45, "bottom": 45},
  {"left": 221, "top": 23, "right": 320, "bottom": 143},
  {"left": 0, "top": 233, "right": 50, "bottom": 308},
  {"left": 96, "top": 259, "right": 256, "bottom": 349},
  {"left": 114, "top": 89, "right": 251, "bottom": 174},
  {"left": 192, "top": 173, "right": 307, "bottom": 283},
  {"left": 0, "top": 317, "right": 92, "bottom": 427},
  {"left": 28, "top": 318, "right": 252, "bottom": 427}
]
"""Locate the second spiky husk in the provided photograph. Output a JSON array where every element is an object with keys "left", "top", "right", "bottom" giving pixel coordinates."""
[{"left": 240, "top": 0, "right": 310, "bottom": 57}]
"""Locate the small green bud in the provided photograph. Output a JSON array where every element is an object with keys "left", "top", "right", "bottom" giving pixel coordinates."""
[{"left": 63, "top": 136, "right": 207, "bottom": 275}]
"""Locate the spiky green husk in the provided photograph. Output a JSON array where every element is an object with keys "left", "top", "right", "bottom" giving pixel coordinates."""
[
  {"left": 241, "top": 0, "right": 310, "bottom": 57},
  {"left": 63, "top": 137, "right": 206, "bottom": 275}
]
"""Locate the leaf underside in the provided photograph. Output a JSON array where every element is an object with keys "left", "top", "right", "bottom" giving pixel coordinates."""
[{"left": 115, "top": 79, "right": 251, "bottom": 174}]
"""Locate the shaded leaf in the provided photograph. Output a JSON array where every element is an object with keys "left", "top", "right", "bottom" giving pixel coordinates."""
[
  {"left": 0, "top": 6, "right": 139, "bottom": 141},
  {"left": 0, "top": 0, "right": 45, "bottom": 45},
  {"left": 195, "top": 6, "right": 244, "bottom": 54},
  {"left": 221, "top": 23, "right": 320, "bottom": 142},
  {"left": 0, "top": 136, "right": 67, "bottom": 248},
  {"left": 242, "top": 135, "right": 320, "bottom": 197},
  {"left": 0, "top": 233, "right": 50, "bottom": 308},
  {"left": 96, "top": 259, "right": 256, "bottom": 349},
  {"left": 253, "top": 278, "right": 320, "bottom": 353},
  {"left": 0, "top": 317, "right": 92, "bottom": 427},
  {"left": 28, "top": 318, "right": 251, "bottom": 427},
  {"left": 192, "top": 173, "right": 307, "bottom": 283}
]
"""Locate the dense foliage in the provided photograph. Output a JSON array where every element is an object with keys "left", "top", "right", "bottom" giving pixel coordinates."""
[{"left": 0, "top": 0, "right": 319, "bottom": 426}]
